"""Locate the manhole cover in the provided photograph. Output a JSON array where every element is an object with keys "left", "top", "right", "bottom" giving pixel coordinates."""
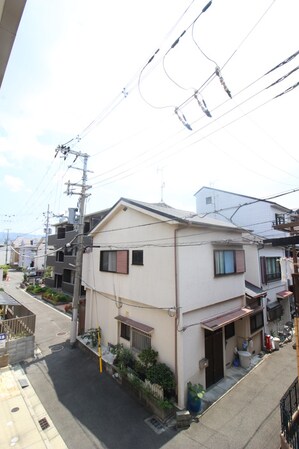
[
  {"left": 57, "top": 331, "right": 67, "bottom": 336},
  {"left": 38, "top": 417, "right": 50, "bottom": 430},
  {"left": 145, "top": 416, "right": 165, "bottom": 434},
  {"left": 51, "top": 345, "right": 64, "bottom": 352},
  {"left": 11, "top": 407, "right": 19, "bottom": 413}
]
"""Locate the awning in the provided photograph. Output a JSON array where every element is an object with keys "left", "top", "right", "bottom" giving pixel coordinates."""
[
  {"left": 0, "top": 292, "right": 20, "bottom": 306},
  {"left": 115, "top": 315, "right": 154, "bottom": 334},
  {"left": 245, "top": 281, "right": 267, "bottom": 299},
  {"left": 201, "top": 307, "right": 254, "bottom": 332},
  {"left": 276, "top": 290, "right": 293, "bottom": 299}
]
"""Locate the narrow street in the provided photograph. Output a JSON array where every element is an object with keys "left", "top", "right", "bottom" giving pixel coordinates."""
[{"left": 3, "top": 270, "right": 296, "bottom": 449}]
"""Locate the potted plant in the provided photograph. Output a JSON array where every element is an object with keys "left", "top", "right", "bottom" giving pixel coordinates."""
[{"left": 187, "top": 382, "right": 205, "bottom": 413}]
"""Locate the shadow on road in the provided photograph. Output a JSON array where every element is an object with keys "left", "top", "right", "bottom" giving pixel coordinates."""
[{"left": 22, "top": 340, "right": 179, "bottom": 449}]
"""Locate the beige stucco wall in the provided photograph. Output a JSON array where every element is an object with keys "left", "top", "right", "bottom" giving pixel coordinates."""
[
  {"left": 176, "top": 226, "right": 246, "bottom": 312},
  {"left": 85, "top": 288, "right": 176, "bottom": 371},
  {"left": 83, "top": 206, "right": 176, "bottom": 309}
]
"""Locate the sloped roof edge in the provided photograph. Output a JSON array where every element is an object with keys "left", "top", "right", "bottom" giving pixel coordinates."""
[{"left": 194, "top": 186, "right": 291, "bottom": 212}]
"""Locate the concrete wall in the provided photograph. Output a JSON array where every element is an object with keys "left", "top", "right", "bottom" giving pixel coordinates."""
[{"left": 0, "top": 335, "right": 35, "bottom": 364}]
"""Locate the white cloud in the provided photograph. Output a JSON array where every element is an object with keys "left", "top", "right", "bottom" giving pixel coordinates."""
[{"left": 4, "top": 175, "right": 25, "bottom": 192}]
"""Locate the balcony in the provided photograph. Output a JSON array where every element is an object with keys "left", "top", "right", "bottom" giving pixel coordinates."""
[{"left": 280, "top": 377, "right": 299, "bottom": 448}]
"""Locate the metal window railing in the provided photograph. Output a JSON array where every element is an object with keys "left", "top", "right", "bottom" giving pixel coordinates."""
[{"left": 280, "top": 377, "right": 299, "bottom": 448}]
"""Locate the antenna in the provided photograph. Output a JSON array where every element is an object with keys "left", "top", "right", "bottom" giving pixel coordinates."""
[{"left": 157, "top": 167, "right": 166, "bottom": 203}]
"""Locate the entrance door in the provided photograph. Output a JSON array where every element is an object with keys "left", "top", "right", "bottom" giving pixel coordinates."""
[{"left": 205, "top": 328, "right": 224, "bottom": 388}]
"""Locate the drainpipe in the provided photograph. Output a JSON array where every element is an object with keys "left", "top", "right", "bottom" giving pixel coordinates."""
[{"left": 174, "top": 227, "right": 179, "bottom": 396}]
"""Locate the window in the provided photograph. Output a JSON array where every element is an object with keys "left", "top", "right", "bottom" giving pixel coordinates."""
[
  {"left": 225, "top": 322, "right": 235, "bottom": 340},
  {"left": 120, "top": 323, "right": 130, "bottom": 341},
  {"left": 65, "top": 245, "right": 76, "bottom": 256},
  {"left": 117, "top": 316, "right": 152, "bottom": 351},
  {"left": 214, "top": 250, "right": 245, "bottom": 276},
  {"left": 132, "top": 250, "right": 143, "bottom": 265},
  {"left": 275, "top": 213, "right": 285, "bottom": 225},
  {"left": 132, "top": 329, "right": 151, "bottom": 351},
  {"left": 260, "top": 256, "right": 281, "bottom": 284},
  {"left": 63, "top": 269, "right": 75, "bottom": 284},
  {"left": 57, "top": 227, "right": 66, "bottom": 239},
  {"left": 100, "top": 250, "right": 129, "bottom": 274},
  {"left": 206, "top": 196, "right": 212, "bottom": 205},
  {"left": 56, "top": 251, "right": 64, "bottom": 262},
  {"left": 250, "top": 311, "right": 264, "bottom": 333},
  {"left": 267, "top": 303, "right": 283, "bottom": 321}
]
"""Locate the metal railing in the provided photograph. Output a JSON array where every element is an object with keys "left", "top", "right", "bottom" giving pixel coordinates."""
[{"left": 280, "top": 377, "right": 299, "bottom": 448}]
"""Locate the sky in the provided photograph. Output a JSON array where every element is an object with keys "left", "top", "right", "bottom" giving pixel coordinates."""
[{"left": 0, "top": 0, "right": 299, "bottom": 237}]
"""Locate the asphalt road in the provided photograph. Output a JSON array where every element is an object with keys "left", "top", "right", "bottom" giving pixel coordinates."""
[{"left": 4, "top": 271, "right": 295, "bottom": 449}]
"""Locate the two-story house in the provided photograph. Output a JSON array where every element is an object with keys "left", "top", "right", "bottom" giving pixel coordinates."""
[
  {"left": 195, "top": 186, "right": 294, "bottom": 334},
  {"left": 82, "top": 198, "right": 262, "bottom": 408}
]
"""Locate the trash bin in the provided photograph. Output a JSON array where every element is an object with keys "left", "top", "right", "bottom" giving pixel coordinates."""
[{"left": 273, "top": 337, "right": 280, "bottom": 350}]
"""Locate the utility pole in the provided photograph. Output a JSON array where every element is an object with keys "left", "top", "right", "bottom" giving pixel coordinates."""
[
  {"left": 55, "top": 145, "right": 91, "bottom": 346},
  {"left": 43, "top": 204, "right": 51, "bottom": 272},
  {"left": 5, "top": 228, "right": 10, "bottom": 265}
]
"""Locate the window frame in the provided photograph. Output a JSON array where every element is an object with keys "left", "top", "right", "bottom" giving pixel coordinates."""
[
  {"left": 120, "top": 323, "right": 130, "bottom": 341},
  {"left": 119, "top": 324, "right": 151, "bottom": 351},
  {"left": 225, "top": 322, "right": 235, "bottom": 340},
  {"left": 132, "top": 250, "right": 143, "bottom": 266},
  {"left": 100, "top": 250, "right": 129, "bottom": 274},
  {"left": 214, "top": 249, "right": 245, "bottom": 276},
  {"left": 250, "top": 310, "right": 264, "bottom": 333},
  {"left": 260, "top": 256, "right": 281, "bottom": 284}
]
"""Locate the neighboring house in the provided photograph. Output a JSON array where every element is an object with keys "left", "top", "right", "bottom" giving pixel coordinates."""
[
  {"left": 195, "top": 186, "right": 295, "bottom": 334},
  {"left": 11, "top": 237, "right": 38, "bottom": 269},
  {"left": 45, "top": 209, "right": 109, "bottom": 297},
  {"left": 82, "top": 198, "right": 262, "bottom": 409}
]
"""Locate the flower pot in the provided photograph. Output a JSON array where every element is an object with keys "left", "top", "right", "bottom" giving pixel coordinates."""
[
  {"left": 187, "top": 390, "right": 202, "bottom": 413},
  {"left": 0, "top": 353, "right": 9, "bottom": 368}
]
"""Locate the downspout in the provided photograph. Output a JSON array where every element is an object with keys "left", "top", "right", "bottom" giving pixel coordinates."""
[{"left": 174, "top": 227, "right": 179, "bottom": 396}]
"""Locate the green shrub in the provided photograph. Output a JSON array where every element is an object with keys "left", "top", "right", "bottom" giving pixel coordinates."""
[
  {"left": 138, "top": 348, "right": 158, "bottom": 369},
  {"left": 111, "top": 344, "right": 134, "bottom": 370},
  {"left": 146, "top": 363, "right": 176, "bottom": 393}
]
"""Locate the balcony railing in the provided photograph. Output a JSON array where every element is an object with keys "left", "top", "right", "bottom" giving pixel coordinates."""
[{"left": 280, "top": 377, "right": 299, "bottom": 448}]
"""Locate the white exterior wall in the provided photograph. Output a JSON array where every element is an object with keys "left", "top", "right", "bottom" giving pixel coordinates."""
[
  {"left": 243, "top": 239, "right": 261, "bottom": 286},
  {"left": 195, "top": 188, "right": 289, "bottom": 239}
]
